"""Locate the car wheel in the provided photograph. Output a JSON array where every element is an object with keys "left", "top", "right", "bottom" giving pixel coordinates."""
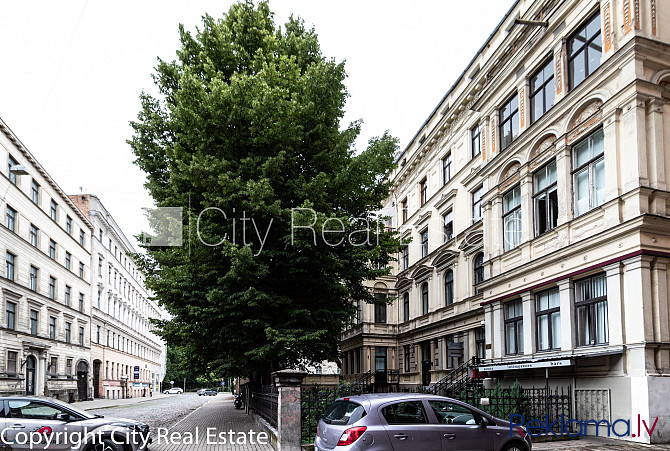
[
  {"left": 91, "top": 438, "right": 123, "bottom": 451},
  {"left": 502, "top": 443, "right": 525, "bottom": 451}
]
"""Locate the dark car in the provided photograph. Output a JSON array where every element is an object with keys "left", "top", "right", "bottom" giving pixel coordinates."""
[
  {"left": 197, "top": 389, "right": 218, "bottom": 396},
  {"left": 314, "top": 393, "right": 530, "bottom": 451},
  {"left": 0, "top": 395, "right": 150, "bottom": 451}
]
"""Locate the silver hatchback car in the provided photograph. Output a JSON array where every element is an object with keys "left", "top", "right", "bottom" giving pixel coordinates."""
[
  {"left": 314, "top": 393, "right": 531, "bottom": 451},
  {"left": 0, "top": 396, "right": 150, "bottom": 451}
]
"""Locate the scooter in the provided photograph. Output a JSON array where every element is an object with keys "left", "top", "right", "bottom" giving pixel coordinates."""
[{"left": 234, "top": 394, "right": 244, "bottom": 409}]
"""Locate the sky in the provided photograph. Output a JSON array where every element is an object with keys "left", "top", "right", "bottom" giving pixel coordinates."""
[{"left": 0, "top": 0, "right": 515, "bottom": 246}]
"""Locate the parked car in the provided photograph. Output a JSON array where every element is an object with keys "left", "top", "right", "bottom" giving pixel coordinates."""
[
  {"left": 314, "top": 393, "right": 531, "bottom": 451},
  {"left": 197, "top": 389, "right": 218, "bottom": 396},
  {"left": 0, "top": 396, "right": 151, "bottom": 451},
  {"left": 163, "top": 387, "right": 183, "bottom": 394}
]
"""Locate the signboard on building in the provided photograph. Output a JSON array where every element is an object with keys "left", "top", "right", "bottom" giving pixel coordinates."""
[
  {"left": 447, "top": 342, "right": 463, "bottom": 358},
  {"left": 134, "top": 366, "right": 140, "bottom": 380},
  {"left": 477, "top": 359, "right": 573, "bottom": 372}
]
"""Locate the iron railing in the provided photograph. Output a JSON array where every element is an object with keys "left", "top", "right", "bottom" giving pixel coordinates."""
[
  {"left": 247, "top": 385, "right": 279, "bottom": 429},
  {"left": 423, "top": 357, "right": 480, "bottom": 397}
]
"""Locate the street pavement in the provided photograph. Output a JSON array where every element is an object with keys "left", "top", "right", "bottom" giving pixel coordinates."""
[{"left": 534, "top": 436, "right": 670, "bottom": 450}]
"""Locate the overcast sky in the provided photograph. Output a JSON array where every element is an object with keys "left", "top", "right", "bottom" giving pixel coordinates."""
[{"left": 0, "top": 0, "right": 515, "bottom": 245}]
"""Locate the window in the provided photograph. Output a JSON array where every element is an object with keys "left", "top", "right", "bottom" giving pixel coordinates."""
[
  {"left": 401, "top": 246, "right": 409, "bottom": 271},
  {"left": 66, "top": 216, "right": 72, "bottom": 234},
  {"left": 49, "top": 240, "right": 56, "bottom": 259},
  {"left": 374, "top": 347, "right": 387, "bottom": 372},
  {"left": 530, "top": 59, "right": 555, "bottom": 123},
  {"left": 428, "top": 400, "right": 478, "bottom": 425},
  {"left": 79, "top": 229, "right": 85, "bottom": 246},
  {"left": 573, "top": 128, "right": 605, "bottom": 216},
  {"left": 65, "top": 322, "right": 71, "bottom": 343},
  {"left": 31, "top": 180, "right": 40, "bottom": 204},
  {"left": 534, "top": 161, "right": 558, "bottom": 235},
  {"left": 30, "top": 309, "right": 39, "bottom": 335},
  {"left": 29, "top": 224, "right": 38, "bottom": 247},
  {"left": 419, "top": 178, "right": 428, "bottom": 206},
  {"left": 421, "top": 282, "right": 429, "bottom": 315},
  {"left": 6, "top": 301, "right": 16, "bottom": 329},
  {"left": 536, "top": 289, "right": 561, "bottom": 351},
  {"left": 29, "top": 266, "right": 38, "bottom": 291},
  {"left": 50, "top": 200, "right": 57, "bottom": 221},
  {"left": 500, "top": 94, "right": 520, "bottom": 151},
  {"left": 374, "top": 293, "right": 387, "bottom": 324},
  {"left": 49, "top": 316, "right": 56, "bottom": 340},
  {"left": 78, "top": 293, "right": 84, "bottom": 312},
  {"left": 568, "top": 12, "right": 602, "bottom": 90},
  {"left": 403, "top": 292, "right": 410, "bottom": 322},
  {"left": 98, "top": 258, "right": 102, "bottom": 276},
  {"left": 5, "top": 205, "right": 16, "bottom": 232},
  {"left": 8, "top": 155, "right": 18, "bottom": 184},
  {"left": 79, "top": 327, "right": 84, "bottom": 345},
  {"left": 7, "top": 351, "right": 17, "bottom": 375},
  {"left": 503, "top": 185, "right": 522, "bottom": 251},
  {"left": 96, "top": 325, "right": 101, "bottom": 343},
  {"left": 575, "top": 274, "right": 608, "bottom": 346},
  {"left": 472, "top": 186, "right": 483, "bottom": 222},
  {"left": 504, "top": 299, "right": 524, "bottom": 355},
  {"left": 65, "top": 285, "right": 71, "bottom": 305},
  {"left": 473, "top": 253, "right": 484, "bottom": 294},
  {"left": 443, "top": 210, "right": 454, "bottom": 241},
  {"left": 420, "top": 229, "right": 429, "bottom": 258},
  {"left": 79, "top": 262, "right": 84, "bottom": 278},
  {"left": 49, "top": 277, "right": 57, "bottom": 300},
  {"left": 444, "top": 269, "right": 454, "bottom": 306},
  {"left": 381, "top": 401, "right": 428, "bottom": 425},
  {"left": 5, "top": 252, "right": 15, "bottom": 281},
  {"left": 97, "top": 290, "right": 101, "bottom": 309},
  {"left": 65, "top": 252, "right": 71, "bottom": 270},
  {"left": 475, "top": 327, "right": 486, "bottom": 359},
  {"left": 443, "top": 153, "right": 452, "bottom": 184},
  {"left": 50, "top": 357, "right": 58, "bottom": 376},
  {"left": 403, "top": 345, "right": 411, "bottom": 372},
  {"left": 471, "top": 125, "right": 481, "bottom": 158},
  {"left": 66, "top": 359, "right": 73, "bottom": 376},
  {"left": 401, "top": 198, "right": 408, "bottom": 223}
]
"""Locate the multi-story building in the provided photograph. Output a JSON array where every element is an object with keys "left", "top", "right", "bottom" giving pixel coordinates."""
[
  {"left": 69, "top": 194, "right": 166, "bottom": 399},
  {"left": 1, "top": 118, "right": 93, "bottom": 401},
  {"left": 342, "top": 0, "right": 670, "bottom": 443}
]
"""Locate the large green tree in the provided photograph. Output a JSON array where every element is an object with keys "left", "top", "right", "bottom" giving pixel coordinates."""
[{"left": 129, "top": 0, "right": 400, "bottom": 381}]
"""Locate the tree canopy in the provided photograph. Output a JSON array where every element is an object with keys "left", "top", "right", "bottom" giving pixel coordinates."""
[{"left": 129, "top": 0, "right": 400, "bottom": 381}]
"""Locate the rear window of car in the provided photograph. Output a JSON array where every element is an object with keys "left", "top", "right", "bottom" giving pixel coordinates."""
[{"left": 322, "top": 400, "right": 366, "bottom": 426}]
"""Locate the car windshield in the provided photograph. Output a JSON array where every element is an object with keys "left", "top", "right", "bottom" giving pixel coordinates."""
[
  {"left": 47, "top": 398, "right": 96, "bottom": 420},
  {"left": 322, "top": 400, "right": 366, "bottom": 426}
]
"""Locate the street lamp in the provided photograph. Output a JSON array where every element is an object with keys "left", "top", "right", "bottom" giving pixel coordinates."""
[{"left": 1, "top": 165, "right": 30, "bottom": 206}]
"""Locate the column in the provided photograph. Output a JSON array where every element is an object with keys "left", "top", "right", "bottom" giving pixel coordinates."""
[
  {"left": 601, "top": 107, "right": 623, "bottom": 227},
  {"left": 273, "top": 370, "right": 306, "bottom": 451},
  {"left": 621, "top": 96, "right": 649, "bottom": 192},
  {"left": 38, "top": 351, "right": 47, "bottom": 396},
  {"left": 558, "top": 279, "right": 575, "bottom": 351},
  {"left": 519, "top": 168, "right": 533, "bottom": 249},
  {"left": 484, "top": 304, "right": 494, "bottom": 360},
  {"left": 604, "top": 262, "right": 624, "bottom": 346},
  {"left": 647, "top": 98, "right": 666, "bottom": 195},
  {"left": 554, "top": 140, "right": 571, "bottom": 226},
  {"left": 491, "top": 302, "right": 503, "bottom": 359},
  {"left": 651, "top": 258, "right": 670, "bottom": 371},
  {"left": 623, "top": 255, "right": 655, "bottom": 375},
  {"left": 553, "top": 41, "right": 567, "bottom": 103},
  {"left": 521, "top": 291, "right": 534, "bottom": 356}
]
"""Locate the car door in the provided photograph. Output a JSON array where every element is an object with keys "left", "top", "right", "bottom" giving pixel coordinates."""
[
  {"left": 426, "top": 400, "right": 494, "bottom": 451},
  {"left": 4, "top": 399, "right": 84, "bottom": 450},
  {"left": 380, "top": 400, "right": 441, "bottom": 451}
]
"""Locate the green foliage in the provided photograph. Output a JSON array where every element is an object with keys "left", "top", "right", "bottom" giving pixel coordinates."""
[
  {"left": 301, "top": 382, "right": 362, "bottom": 443},
  {"left": 129, "top": 0, "right": 401, "bottom": 381},
  {"left": 163, "top": 345, "right": 221, "bottom": 390}
]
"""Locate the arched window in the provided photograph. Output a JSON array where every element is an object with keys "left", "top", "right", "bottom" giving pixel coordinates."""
[
  {"left": 403, "top": 293, "right": 410, "bottom": 322},
  {"left": 445, "top": 270, "right": 454, "bottom": 306},
  {"left": 421, "top": 283, "right": 429, "bottom": 315},
  {"left": 474, "top": 253, "right": 484, "bottom": 294}
]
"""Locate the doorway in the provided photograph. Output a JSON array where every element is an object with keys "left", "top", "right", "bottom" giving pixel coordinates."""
[
  {"left": 93, "top": 360, "right": 101, "bottom": 398},
  {"left": 25, "top": 355, "right": 36, "bottom": 395},
  {"left": 77, "top": 361, "right": 89, "bottom": 401},
  {"left": 421, "top": 341, "right": 431, "bottom": 386}
]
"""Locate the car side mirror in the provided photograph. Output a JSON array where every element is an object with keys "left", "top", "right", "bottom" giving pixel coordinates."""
[
  {"left": 480, "top": 417, "right": 489, "bottom": 428},
  {"left": 56, "top": 413, "right": 71, "bottom": 422}
]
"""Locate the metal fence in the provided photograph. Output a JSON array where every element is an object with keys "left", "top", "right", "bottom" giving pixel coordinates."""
[{"left": 247, "top": 385, "right": 279, "bottom": 429}]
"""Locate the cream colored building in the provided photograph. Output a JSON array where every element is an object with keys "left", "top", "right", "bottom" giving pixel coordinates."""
[
  {"left": 69, "top": 194, "right": 166, "bottom": 399},
  {"left": 343, "top": 0, "right": 670, "bottom": 443},
  {"left": 1, "top": 118, "right": 93, "bottom": 401}
]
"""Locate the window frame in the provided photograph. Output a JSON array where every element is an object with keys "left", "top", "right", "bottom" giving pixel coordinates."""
[
  {"left": 49, "top": 316, "right": 56, "bottom": 340},
  {"left": 529, "top": 58, "right": 556, "bottom": 124},
  {"left": 403, "top": 292, "right": 410, "bottom": 322},
  {"left": 49, "top": 240, "right": 56, "bottom": 260},
  {"left": 472, "top": 186, "right": 483, "bottom": 223},
  {"left": 535, "top": 288, "right": 561, "bottom": 351},
  {"left": 419, "top": 178, "right": 428, "bottom": 206},
  {"left": 572, "top": 128, "right": 605, "bottom": 217},
  {"left": 29, "top": 265, "right": 38, "bottom": 291},
  {"left": 66, "top": 216, "right": 72, "bottom": 235},
  {"left": 29, "top": 224, "right": 38, "bottom": 247},
  {"left": 31, "top": 180, "right": 40, "bottom": 204},
  {"left": 420, "top": 229, "right": 429, "bottom": 258},
  {"left": 65, "top": 322, "right": 71, "bottom": 343},
  {"left": 533, "top": 160, "right": 558, "bottom": 236},
  {"left": 403, "top": 345, "right": 411, "bottom": 373},
  {"left": 5, "top": 205, "right": 16, "bottom": 232},
  {"left": 504, "top": 299, "right": 524, "bottom": 355},
  {"left": 471, "top": 125, "right": 481, "bottom": 159},
  {"left": 30, "top": 309, "right": 39, "bottom": 335},
  {"left": 574, "top": 274, "right": 608, "bottom": 347},
  {"left": 5, "top": 252, "right": 16, "bottom": 281},
  {"left": 374, "top": 293, "right": 387, "bottom": 324},
  {"left": 443, "top": 210, "right": 454, "bottom": 242},
  {"left": 401, "top": 198, "right": 408, "bottom": 223},
  {"left": 499, "top": 93, "right": 520, "bottom": 151},
  {"left": 50, "top": 200, "right": 58, "bottom": 222},
  {"left": 6, "top": 301, "right": 16, "bottom": 330},
  {"left": 444, "top": 269, "right": 454, "bottom": 306},
  {"left": 473, "top": 253, "right": 484, "bottom": 294},
  {"left": 443, "top": 152, "right": 452, "bottom": 185},
  {"left": 421, "top": 282, "right": 429, "bottom": 315},
  {"left": 8, "top": 155, "right": 19, "bottom": 184},
  {"left": 567, "top": 12, "right": 602, "bottom": 90},
  {"left": 502, "top": 184, "right": 522, "bottom": 251}
]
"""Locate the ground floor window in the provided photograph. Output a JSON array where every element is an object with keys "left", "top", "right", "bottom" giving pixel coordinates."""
[
  {"left": 504, "top": 299, "right": 524, "bottom": 355},
  {"left": 536, "top": 288, "right": 561, "bottom": 350},
  {"left": 403, "top": 345, "right": 410, "bottom": 373},
  {"left": 375, "top": 347, "right": 387, "bottom": 372},
  {"left": 575, "top": 274, "right": 608, "bottom": 346}
]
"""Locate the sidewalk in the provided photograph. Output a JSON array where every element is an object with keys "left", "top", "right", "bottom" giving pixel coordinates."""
[
  {"left": 151, "top": 393, "right": 274, "bottom": 451},
  {"left": 75, "top": 393, "right": 171, "bottom": 410},
  {"left": 534, "top": 436, "right": 670, "bottom": 450}
]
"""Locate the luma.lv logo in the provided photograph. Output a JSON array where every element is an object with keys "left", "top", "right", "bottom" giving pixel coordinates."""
[{"left": 510, "top": 414, "right": 660, "bottom": 438}]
